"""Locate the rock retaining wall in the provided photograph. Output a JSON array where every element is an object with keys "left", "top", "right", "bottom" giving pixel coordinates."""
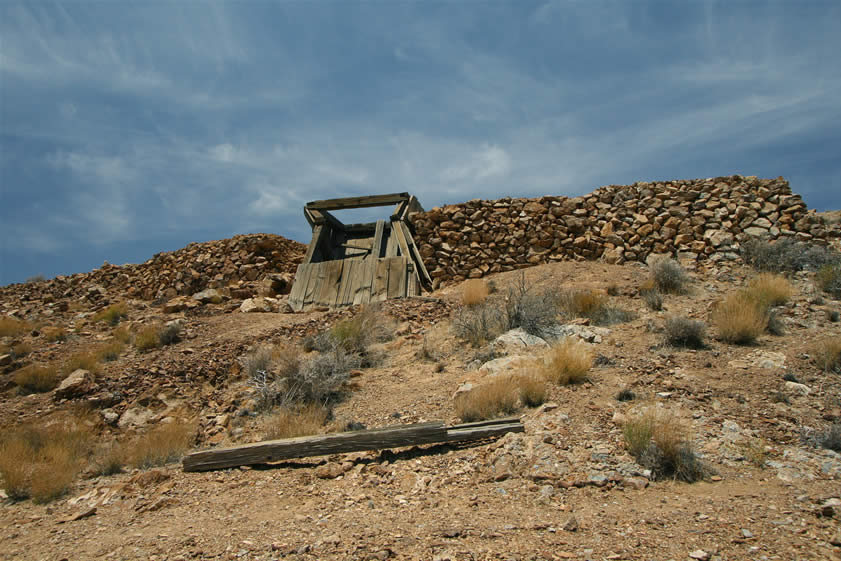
[{"left": 412, "top": 176, "right": 840, "bottom": 288}]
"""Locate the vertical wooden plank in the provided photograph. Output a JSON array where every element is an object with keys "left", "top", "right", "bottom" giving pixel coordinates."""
[
  {"left": 336, "top": 258, "right": 356, "bottom": 307},
  {"left": 391, "top": 219, "right": 412, "bottom": 261},
  {"left": 353, "top": 257, "right": 375, "bottom": 306},
  {"left": 288, "top": 263, "right": 309, "bottom": 311},
  {"left": 387, "top": 257, "right": 407, "bottom": 300},
  {"left": 371, "top": 220, "right": 385, "bottom": 259},
  {"left": 348, "top": 258, "right": 366, "bottom": 305},
  {"left": 400, "top": 221, "right": 432, "bottom": 287},
  {"left": 372, "top": 258, "right": 391, "bottom": 302},
  {"left": 385, "top": 224, "right": 398, "bottom": 257},
  {"left": 303, "top": 226, "right": 325, "bottom": 264},
  {"left": 316, "top": 260, "right": 342, "bottom": 307},
  {"left": 407, "top": 263, "right": 418, "bottom": 297},
  {"left": 304, "top": 263, "right": 325, "bottom": 309}
]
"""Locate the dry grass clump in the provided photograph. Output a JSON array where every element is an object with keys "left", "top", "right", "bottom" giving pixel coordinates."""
[
  {"left": 812, "top": 336, "right": 841, "bottom": 373},
  {"left": 262, "top": 404, "right": 329, "bottom": 440},
  {"left": 92, "top": 302, "right": 129, "bottom": 325},
  {"left": 121, "top": 420, "right": 195, "bottom": 469},
  {"left": 64, "top": 350, "right": 102, "bottom": 375},
  {"left": 0, "top": 316, "right": 32, "bottom": 337},
  {"left": 132, "top": 322, "right": 181, "bottom": 351},
  {"left": 559, "top": 289, "right": 607, "bottom": 319},
  {"left": 95, "top": 340, "right": 125, "bottom": 362},
  {"left": 462, "top": 279, "right": 490, "bottom": 306},
  {"left": 454, "top": 375, "right": 520, "bottom": 422},
  {"left": 640, "top": 285, "right": 663, "bottom": 311},
  {"left": 11, "top": 342, "right": 32, "bottom": 358},
  {"left": 664, "top": 316, "right": 706, "bottom": 349},
  {"left": 515, "top": 371, "right": 547, "bottom": 407},
  {"left": 711, "top": 290, "right": 768, "bottom": 345},
  {"left": 42, "top": 325, "right": 68, "bottom": 342},
  {"left": 540, "top": 338, "right": 593, "bottom": 385},
  {"left": 134, "top": 325, "right": 162, "bottom": 351},
  {"left": 622, "top": 409, "right": 708, "bottom": 482},
  {"left": 650, "top": 258, "right": 689, "bottom": 294},
  {"left": 558, "top": 288, "right": 634, "bottom": 326},
  {"left": 13, "top": 364, "right": 61, "bottom": 394},
  {"left": 112, "top": 325, "right": 132, "bottom": 343},
  {"left": 747, "top": 273, "right": 794, "bottom": 307},
  {"left": 816, "top": 263, "right": 841, "bottom": 298},
  {"left": 0, "top": 421, "right": 93, "bottom": 502}
]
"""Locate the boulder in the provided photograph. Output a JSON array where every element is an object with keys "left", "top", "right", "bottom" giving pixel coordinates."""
[
  {"left": 118, "top": 406, "right": 155, "bottom": 429},
  {"left": 240, "top": 297, "right": 273, "bottom": 313},
  {"left": 192, "top": 288, "right": 224, "bottom": 304},
  {"left": 53, "top": 369, "right": 95, "bottom": 400}
]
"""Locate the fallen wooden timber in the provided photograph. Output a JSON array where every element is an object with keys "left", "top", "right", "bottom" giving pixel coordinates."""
[{"left": 182, "top": 417, "right": 524, "bottom": 472}]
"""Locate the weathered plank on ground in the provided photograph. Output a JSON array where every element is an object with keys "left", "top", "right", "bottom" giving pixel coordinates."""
[{"left": 182, "top": 417, "right": 523, "bottom": 472}]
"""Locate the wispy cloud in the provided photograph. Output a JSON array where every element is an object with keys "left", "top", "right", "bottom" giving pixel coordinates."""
[{"left": 1, "top": 1, "right": 840, "bottom": 284}]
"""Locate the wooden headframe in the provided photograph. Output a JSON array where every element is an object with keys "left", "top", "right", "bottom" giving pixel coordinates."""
[{"left": 288, "top": 193, "right": 431, "bottom": 311}]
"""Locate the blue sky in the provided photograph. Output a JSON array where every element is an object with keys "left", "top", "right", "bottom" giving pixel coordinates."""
[{"left": 2, "top": 1, "right": 840, "bottom": 285}]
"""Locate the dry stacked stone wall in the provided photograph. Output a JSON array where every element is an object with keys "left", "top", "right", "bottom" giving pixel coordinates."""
[
  {"left": 0, "top": 234, "right": 306, "bottom": 305},
  {"left": 412, "top": 176, "right": 840, "bottom": 288}
]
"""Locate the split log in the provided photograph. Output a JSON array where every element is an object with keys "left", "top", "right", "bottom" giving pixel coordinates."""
[{"left": 182, "top": 417, "right": 523, "bottom": 472}]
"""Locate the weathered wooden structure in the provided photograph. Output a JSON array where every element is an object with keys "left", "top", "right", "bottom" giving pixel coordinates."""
[
  {"left": 288, "top": 193, "right": 432, "bottom": 311},
  {"left": 182, "top": 417, "right": 524, "bottom": 472}
]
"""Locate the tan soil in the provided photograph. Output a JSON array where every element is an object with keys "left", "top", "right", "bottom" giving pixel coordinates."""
[{"left": 1, "top": 259, "right": 840, "bottom": 561}]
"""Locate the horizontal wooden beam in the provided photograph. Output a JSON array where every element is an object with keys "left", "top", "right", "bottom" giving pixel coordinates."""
[
  {"left": 182, "top": 417, "right": 523, "bottom": 472},
  {"left": 306, "top": 193, "right": 410, "bottom": 211}
]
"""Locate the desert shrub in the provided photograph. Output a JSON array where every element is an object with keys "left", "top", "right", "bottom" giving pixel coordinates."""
[
  {"left": 462, "top": 279, "right": 490, "bottom": 307},
  {"left": 122, "top": 420, "right": 195, "bottom": 469},
  {"left": 244, "top": 345, "right": 275, "bottom": 380},
  {"left": 641, "top": 288, "right": 663, "bottom": 312},
  {"left": 92, "top": 302, "right": 129, "bottom": 326},
  {"left": 816, "top": 264, "right": 841, "bottom": 298},
  {"left": 515, "top": 371, "right": 547, "bottom": 407},
  {"left": 503, "top": 273, "right": 560, "bottom": 336},
  {"left": 664, "top": 316, "right": 706, "bottom": 349},
  {"left": 262, "top": 404, "right": 329, "bottom": 440},
  {"left": 95, "top": 340, "right": 124, "bottom": 362},
  {"left": 742, "top": 237, "right": 840, "bottom": 273},
  {"left": 0, "top": 421, "right": 93, "bottom": 502},
  {"left": 615, "top": 388, "right": 636, "bottom": 402},
  {"left": 711, "top": 290, "right": 768, "bottom": 345},
  {"left": 820, "top": 424, "right": 841, "bottom": 453},
  {"left": 159, "top": 322, "right": 182, "bottom": 345},
  {"left": 606, "top": 283, "right": 619, "bottom": 296},
  {"left": 622, "top": 410, "right": 708, "bottom": 482},
  {"left": 650, "top": 258, "right": 688, "bottom": 294},
  {"left": 454, "top": 376, "right": 520, "bottom": 422},
  {"left": 0, "top": 317, "right": 32, "bottom": 337},
  {"left": 452, "top": 299, "right": 507, "bottom": 347},
  {"left": 765, "top": 310, "right": 785, "bottom": 336},
  {"left": 325, "top": 305, "right": 393, "bottom": 354},
  {"left": 25, "top": 274, "right": 46, "bottom": 284},
  {"left": 747, "top": 273, "right": 794, "bottom": 307},
  {"left": 14, "top": 364, "right": 61, "bottom": 393},
  {"left": 281, "top": 346, "right": 360, "bottom": 407},
  {"left": 828, "top": 309, "right": 840, "bottom": 323},
  {"left": 540, "top": 337, "right": 593, "bottom": 385},
  {"left": 812, "top": 336, "right": 841, "bottom": 373},
  {"left": 134, "top": 325, "right": 161, "bottom": 351}
]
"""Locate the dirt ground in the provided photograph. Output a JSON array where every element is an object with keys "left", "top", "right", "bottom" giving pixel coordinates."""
[{"left": 1, "top": 259, "right": 840, "bottom": 561}]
